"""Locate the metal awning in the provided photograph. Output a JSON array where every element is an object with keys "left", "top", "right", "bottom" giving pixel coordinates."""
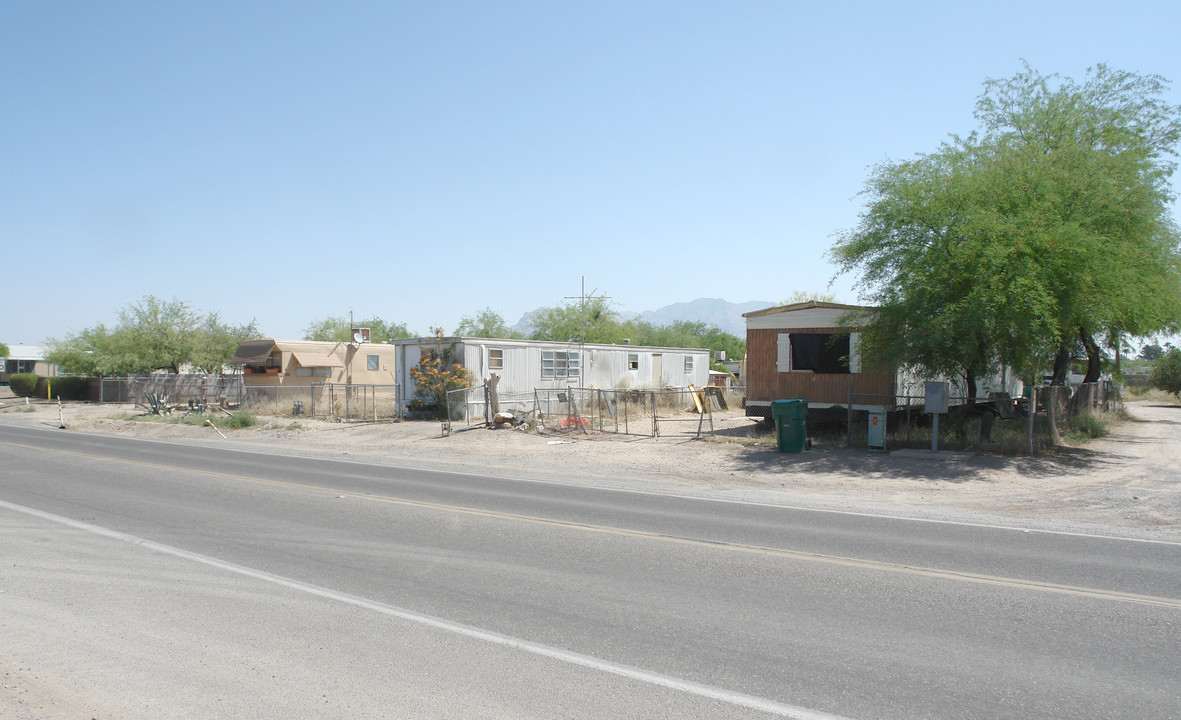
[
  {"left": 230, "top": 339, "right": 277, "bottom": 365},
  {"left": 291, "top": 351, "right": 343, "bottom": 368}
]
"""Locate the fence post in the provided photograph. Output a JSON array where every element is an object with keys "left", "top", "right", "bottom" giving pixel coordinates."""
[
  {"left": 1027, "top": 386, "right": 1036, "bottom": 456},
  {"left": 847, "top": 388, "right": 853, "bottom": 448}
]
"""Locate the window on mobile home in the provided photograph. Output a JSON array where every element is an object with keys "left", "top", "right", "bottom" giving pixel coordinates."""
[
  {"left": 542, "top": 350, "right": 579, "bottom": 379},
  {"left": 776, "top": 333, "right": 857, "bottom": 374}
]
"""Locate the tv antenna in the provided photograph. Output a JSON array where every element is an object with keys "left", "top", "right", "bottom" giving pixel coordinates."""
[
  {"left": 565, "top": 276, "right": 612, "bottom": 340},
  {"left": 564, "top": 277, "right": 611, "bottom": 387}
]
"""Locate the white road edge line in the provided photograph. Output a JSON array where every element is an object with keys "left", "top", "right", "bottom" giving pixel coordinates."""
[{"left": 1, "top": 498, "right": 856, "bottom": 720}]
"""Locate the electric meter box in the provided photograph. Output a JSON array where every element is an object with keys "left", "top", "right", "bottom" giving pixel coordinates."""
[
  {"left": 868, "top": 408, "right": 887, "bottom": 450},
  {"left": 925, "top": 381, "right": 950, "bottom": 414}
]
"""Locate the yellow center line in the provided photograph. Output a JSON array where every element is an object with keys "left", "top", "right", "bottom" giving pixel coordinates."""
[{"left": 6, "top": 439, "right": 1180, "bottom": 610}]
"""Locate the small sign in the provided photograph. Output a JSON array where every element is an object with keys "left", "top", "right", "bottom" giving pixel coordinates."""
[{"left": 925, "top": 381, "right": 950, "bottom": 414}]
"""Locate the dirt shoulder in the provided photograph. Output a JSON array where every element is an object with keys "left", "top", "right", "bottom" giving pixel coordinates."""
[{"left": 1, "top": 393, "right": 1179, "bottom": 542}]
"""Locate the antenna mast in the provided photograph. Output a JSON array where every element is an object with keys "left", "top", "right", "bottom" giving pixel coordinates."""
[{"left": 564, "top": 277, "right": 611, "bottom": 388}]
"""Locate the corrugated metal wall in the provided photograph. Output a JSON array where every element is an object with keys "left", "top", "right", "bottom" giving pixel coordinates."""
[{"left": 393, "top": 339, "right": 711, "bottom": 406}]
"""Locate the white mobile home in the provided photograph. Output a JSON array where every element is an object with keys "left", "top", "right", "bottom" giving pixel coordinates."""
[{"left": 392, "top": 336, "right": 711, "bottom": 409}]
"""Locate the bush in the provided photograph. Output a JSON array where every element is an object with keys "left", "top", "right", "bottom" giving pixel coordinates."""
[
  {"left": 1151, "top": 348, "right": 1181, "bottom": 398},
  {"left": 8, "top": 374, "right": 39, "bottom": 397},
  {"left": 409, "top": 329, "right": 475, "bottom": 419},
  {"left": 39, "top": 376, "right": 90, "bottom": 401},
  {"left": 1069, "top": 412, "right": 1108, "bottom": 440},
  {"left": 221, "top": 411, "right": 257, "bottom": 429}
]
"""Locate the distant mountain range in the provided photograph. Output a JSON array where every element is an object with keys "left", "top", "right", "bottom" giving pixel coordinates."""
[{"left": 513, "top": 298, "right": 775, "bottom": 338}]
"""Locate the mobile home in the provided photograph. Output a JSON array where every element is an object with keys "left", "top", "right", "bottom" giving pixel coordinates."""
[{"left": 392, "top": 336, "right": 711, "bottom": 409}]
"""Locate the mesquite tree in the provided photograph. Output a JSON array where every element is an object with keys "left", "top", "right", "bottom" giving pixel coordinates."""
[{"left": 831, "top": 63, "right": 1181, "bottom": 394}]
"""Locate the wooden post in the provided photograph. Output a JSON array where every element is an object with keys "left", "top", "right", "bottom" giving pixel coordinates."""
[
  {"left": 1026, "top": 385, "right": 1036, "bottom": 456},
  {"left": 487, "top": 373, "right": 500, "bottom": 417},
  {"left": 846, "top": 388, "right": 853, "bottom": 448}
]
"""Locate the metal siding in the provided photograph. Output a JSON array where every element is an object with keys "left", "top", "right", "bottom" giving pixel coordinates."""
[
  {"left": 400, "top": 345, "right": 424, "bottom": 401},
  {"left": 746, "top": 306, "right": 856, "bottom": 330},
  {"left": 394, "top": 338, "right": 711, "bottom": 398},
  {"left": 502, "top": 345, "right": 541, "bottom": 394}
]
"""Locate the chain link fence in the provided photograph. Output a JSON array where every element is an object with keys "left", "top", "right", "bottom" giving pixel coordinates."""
[
  {"left": 238, "top": 383, "right": 402, "bottom": 422},
  {"left": 98, "top": 375, "right": 402, "bottom": 422},
  {"left": 98, "top": 374, "right": 244, "bottom": 406},
  {"left": 95, "top": 375, "right": 1121, "bottom": 452},
  {"left": 845, "top": 381, "right": 1122, "bottom": 453},
  {"left": 445, "top": 385, "right": 744, "bottom": 438}
]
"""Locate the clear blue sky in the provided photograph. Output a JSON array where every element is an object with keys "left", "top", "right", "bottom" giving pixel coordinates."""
[{"left": 3, "top": 1, "right": 1179, "bottom": 345}]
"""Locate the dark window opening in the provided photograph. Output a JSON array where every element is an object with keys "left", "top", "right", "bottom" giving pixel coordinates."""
[{"left": 791, "top": 333, "right": 850, "bottom": 374}]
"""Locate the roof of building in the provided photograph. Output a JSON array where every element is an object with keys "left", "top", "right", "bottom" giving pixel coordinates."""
[
  {"left": 742, "top": 301, "right": 864, "bottom": 319},
  {"left": 389, "top": 336, "right": 710, "bottom": 354},
  {"left": 229, "top": 339, "right": 278, "bottom": 364},
  {"left": 1, "top": 345, "right": 48, "bottom": 360}
]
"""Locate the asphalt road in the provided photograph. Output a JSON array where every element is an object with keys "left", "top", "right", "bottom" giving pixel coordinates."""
[{"left": 2, "top": 424, "right": 1179, "bottom": 719}]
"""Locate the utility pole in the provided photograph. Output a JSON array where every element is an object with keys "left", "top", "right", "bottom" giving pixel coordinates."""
[{"left": 564, "top": 277, "right": 611, "bottom": 389}]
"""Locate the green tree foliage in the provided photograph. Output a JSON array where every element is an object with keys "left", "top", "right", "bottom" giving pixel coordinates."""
[
  {"left": 619, "top": 319, "right": 744, "bottom": 370},
  {"left": 1151, "top": 347, "right": 1181, "bottom": 397},
  {"left": 302, "top": 316, "right": 414, "bottom": 343},
  {"left": 976, "top": 63, "right": 1181, "bottom": 383},
  {"left": 0, "top": 342, "right": 9, "bottom": 358},
  {"left": 46, "top": 296, "right": 259, "bottom": 376},
  {"left": 780, "top": 291, "right": 838, "bottom": 305},
  {"left": 454, "top": 307, "right": 523, "bottom": 338},
  {"left": 831, "top": 63, "right": 1181, "bottom": 396},
  {"left": 528, "top": 297, "right": 622, "bottom": 344},
  {"left": 528, "top": 299, "right": 744, "bottom": 371},
  {"left": 189, "top": 312, "right": 262, "bottom": 373},
  {"left": 1139, "top": 342, "right": 1165, "bottom": 361}
]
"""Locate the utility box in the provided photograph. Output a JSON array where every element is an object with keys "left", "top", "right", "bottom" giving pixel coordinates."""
[
  {"left": 868, "top": 408, "right": 887, "bottom": 450},
  {"left": 925, "top": 381, "right": 950, "bottom": 414},
  {"left": 771, "top": 398, "right": 808, "bottom": 453}
]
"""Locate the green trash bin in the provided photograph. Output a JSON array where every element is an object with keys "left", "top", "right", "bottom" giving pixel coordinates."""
[{"left": 770, "top": 398, "right": 808, "bottom": 453}]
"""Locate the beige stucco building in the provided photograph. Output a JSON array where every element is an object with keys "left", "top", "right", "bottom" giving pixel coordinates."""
[
  {"left": 1, "top": 345, "right": 58, "bottom": 385},
  {"left": 230, "top": 339, "right": 399, "bottom": 386}
]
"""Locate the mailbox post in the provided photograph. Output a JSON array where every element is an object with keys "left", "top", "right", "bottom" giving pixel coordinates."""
[{"left": 925, "top": 381, "right": 950, "bottom": 453}]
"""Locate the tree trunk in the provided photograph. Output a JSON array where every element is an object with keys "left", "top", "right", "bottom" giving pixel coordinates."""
[
  {"left": 1113, "top": 334, "right": 1122, "bottom": 379},
  {"left": 487, "top": 373, "right": 500, "bottom": 416},
  {"left": 951, "top": 367, "right": 978, "bottom": 443},
  {"left": 1046, "top": 387, "right": 1063, "bottom": 446},
  {"left": 1079, "top": 328, "right": 1102, "bottom": 383},
  {"left": 1050, "top": 346, "right": 1071, "bottom": 385}
]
